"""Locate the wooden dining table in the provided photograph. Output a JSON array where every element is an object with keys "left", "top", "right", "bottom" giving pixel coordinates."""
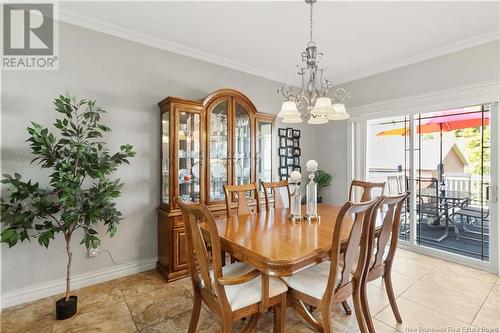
[{"left": 200, "top": 204, "right": 353, "bottom": 278}]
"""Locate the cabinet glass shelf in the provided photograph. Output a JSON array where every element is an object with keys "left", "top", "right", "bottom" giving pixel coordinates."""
[
  {"left": 177, "top": 111, "right": 201, "bottom": 203},
  {"left": 209, "top": 100, "right": 229, "bottom": 201}
]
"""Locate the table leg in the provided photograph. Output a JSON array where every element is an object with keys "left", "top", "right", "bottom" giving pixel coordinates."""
[
  {"left": 434, "top": 203, "right": 450, "bottom": 242},
  {"left": 260, "top": 274, "right": 270, "bottom": 313},
  {"left": 420, "top": 201, "right": 450, "bottom": 243}
]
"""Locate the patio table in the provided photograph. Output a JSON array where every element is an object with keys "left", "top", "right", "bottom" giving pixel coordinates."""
[{"left": 418, "top": 188, "right": 471, "bottom": 241}]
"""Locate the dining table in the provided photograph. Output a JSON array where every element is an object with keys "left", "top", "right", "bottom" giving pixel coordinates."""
[
  {"left": 200, "top": 203, "right": 356, "bottom": 318},
  {"left": 418, "top": 188, "right": 471, "bottom": 241},
  {"left": 200, "top": 204, "right": 353, "bottom": 278}
]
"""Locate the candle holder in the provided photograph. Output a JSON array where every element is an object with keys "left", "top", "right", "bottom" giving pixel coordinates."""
[
  {"left": 305, "top": 160, "right": 320, "bottom": 222},
  {"left": 289, "top": 170, "right": 302, "bottom": 222}
]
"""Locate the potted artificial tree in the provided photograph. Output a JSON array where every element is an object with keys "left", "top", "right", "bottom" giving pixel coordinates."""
[
  {"left": 314, "top": 169, "right": 331, "bottom": 203},
  {"left": 0, "top": 96, "right": 135, "bottom": 320}
]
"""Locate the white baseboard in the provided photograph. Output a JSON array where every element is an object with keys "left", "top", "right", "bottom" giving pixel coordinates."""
[{"left": 0, "top": 257, "right": 157, "bottom": 309}]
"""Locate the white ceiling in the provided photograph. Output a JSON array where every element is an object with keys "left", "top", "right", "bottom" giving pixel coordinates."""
[{"left": 59, "top": 1, "right": 500, "bottom": 85}]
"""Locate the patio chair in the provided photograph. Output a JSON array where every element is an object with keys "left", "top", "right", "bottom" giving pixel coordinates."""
[
  {"left": 387, "top": 175, "right": 409, "bottom": 239},
  {"left": 415, "top": 177, "right": 445, "bottom": 225},
  {"left": 453, "top": 203, "right": 490, "bottom": 241},
  {"left": 387, "top": 175, "right": 403, "bottom": 194},
  {"left": 411, "top": 177, "right": 458, "bottom": 242}
]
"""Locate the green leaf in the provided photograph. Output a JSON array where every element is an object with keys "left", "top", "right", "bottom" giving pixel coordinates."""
[
  {"left": 1, "top": 94, "right": 134, "bottom": 252},
  {"left": 108, "top": 224, "right": 117, "bottom": 237},
  {"left": 1, "top": 229, "right": 21, "bottom": 247},
  {"left": 314, "top": 170, "right": 332, "bottom": 191}
]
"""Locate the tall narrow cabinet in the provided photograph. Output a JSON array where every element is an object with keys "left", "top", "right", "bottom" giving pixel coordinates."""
[{"left": 157, "top": 89, "right": 275, "bottom": 281}]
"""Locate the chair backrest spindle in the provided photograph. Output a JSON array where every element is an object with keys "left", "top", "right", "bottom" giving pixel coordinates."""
[
  {"left": 324, "top": 198, "right": 379, "bottom": 302},
  {"left": 349, "top": 179, "right": 386, "bottom": 202},
  {"left": 175, "top": 198, "right": 228, "bottom": 305},
  {"left": 261, "top": 180, "right": 291, "bottom": 210},
  {"left": 224, "top": 183, "right": 261, "bottom": 217},
  {"left": 370, "top": 192, "right": 410, "bottom": 270}
]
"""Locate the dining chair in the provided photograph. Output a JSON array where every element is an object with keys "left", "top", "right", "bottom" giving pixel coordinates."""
[
  {"left": 360, "top": 192, "right": 410, "bottom": 333},
  {"left": 261, "top": 180, "right": 291, "bottom": 210},
  {"left": 224, "top": 183, "right": 261, "bottom": 218},
  {"left": 349, "top": 179, "right": 386, "bottom": 202},
  {"left": 175, "top": 198, "right": 287, "bottom": 333},
  {"left": 281, "top": 198, "right": 380, "bottom": 333}
]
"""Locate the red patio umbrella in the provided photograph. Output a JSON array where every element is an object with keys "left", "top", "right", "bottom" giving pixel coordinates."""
[
  {"left": 376, "top": 110, "right": 489, "bottom": 136},
  {"left": 376, "top": 110, "right": 490, "bottom": 185}
]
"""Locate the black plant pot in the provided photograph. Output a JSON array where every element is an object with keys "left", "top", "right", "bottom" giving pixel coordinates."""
[
  {"left": 56, "top": 295, "right": 77, "bottom": 320},
  {"left": 317, "top": 196, "right": 323, "bottom": 203}
]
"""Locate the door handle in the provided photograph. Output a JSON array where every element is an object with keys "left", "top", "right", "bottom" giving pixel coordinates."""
[{"left": 489, "top": 185, "right": 498, "bottom": 203}]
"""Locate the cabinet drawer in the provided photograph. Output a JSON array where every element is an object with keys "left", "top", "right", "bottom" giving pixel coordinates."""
[
  {"left": 173, "top": 228, "right": 188, "bottom": 272},
  {"left": 172, "top": 215, "right": 184, "bottom": 228}
]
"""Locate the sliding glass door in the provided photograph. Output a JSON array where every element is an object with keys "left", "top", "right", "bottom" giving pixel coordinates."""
[
  {"left": 367, "top": 116, "right": 411, "bottom": 241},
  {"left": 365, "top": 103, "right": 496, "bottom": 266}
]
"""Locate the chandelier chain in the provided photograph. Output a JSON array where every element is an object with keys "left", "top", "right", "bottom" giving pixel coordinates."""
[{"left": 309, "top": 2, "right": 313, "bottom": 42}]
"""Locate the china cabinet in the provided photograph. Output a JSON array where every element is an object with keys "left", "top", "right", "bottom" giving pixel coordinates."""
[
  {"left": 157, "top": 89, "right": 275, "bottom": 281},
  {"left": 255, "top": 114, "right": 274, "bottom": 191}
]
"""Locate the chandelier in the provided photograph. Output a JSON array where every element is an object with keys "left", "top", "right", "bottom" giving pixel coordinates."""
[{"left": 277, "top": 0, "right": 350, "bottom": 124}]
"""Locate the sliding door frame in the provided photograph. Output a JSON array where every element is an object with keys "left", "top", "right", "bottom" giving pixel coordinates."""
[{"left": 347, "top": 81, "right": 499, "bottom": 274}]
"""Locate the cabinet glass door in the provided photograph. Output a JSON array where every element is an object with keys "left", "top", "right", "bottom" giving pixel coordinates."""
[
  {"left": 256, "top": 120, "right": 273, "bottom": 191},
  {"left": 161, "top": 111, "right": 169, "bottom": 205},
  {"left": 178, "top": 111, "right": 201, "bottom": 203},
  {"left": 234, "top": 103, "right": 252, "bottom": 186},
  {"left": 209, "top": 101, "right": 229, "bottom": 202}
]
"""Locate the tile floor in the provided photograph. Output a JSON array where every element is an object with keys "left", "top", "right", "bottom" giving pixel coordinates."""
[{"left": 1, "top": 249, "right": 498, "bottom": 333}]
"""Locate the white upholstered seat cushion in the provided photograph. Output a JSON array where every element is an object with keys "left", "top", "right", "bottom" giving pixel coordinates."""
[
  {"left": 282, "top": 254, "right": 376, "bottom": 301},
  {"left": 207, "top": 261, "right": 288, "bottom": 311},
  {"left": 281, "top": 261, "right": 331, "bottom": 300}
]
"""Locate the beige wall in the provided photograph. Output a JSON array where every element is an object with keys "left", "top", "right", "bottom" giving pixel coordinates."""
[
  {"left": 0, "top": 21, "right": 317, "bottom": 296},
  {"left": 1, "top": 17, "right": 499, "bottom": 299}
]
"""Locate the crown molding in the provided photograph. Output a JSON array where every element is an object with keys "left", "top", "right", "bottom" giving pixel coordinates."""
[
  {"left": 58, "top": 8, "right": 498, "bottom": 86},
  {"left": 348, "top": 79, "right": 500, "bottom": 121},
  {"left": 335, "top": 31, "right": 500, "bottom": 84},
  {"left": 57, "top": 8, "right": 295, "bottom": 85}
]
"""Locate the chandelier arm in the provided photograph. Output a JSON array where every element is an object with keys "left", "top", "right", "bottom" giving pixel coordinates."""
[
  {"left": 313, "top": 67, "right": 321, "bottom": 100},
  {"left": 296, "top": 95, "right": 310, "bottom": 120},
  {"left": 333, "top": 87, "right": 351, "bottom": 102},
  {"left": 320, "top": 73, "right": 332, "bottom": 96},
  {"left": 276, "top": 0, "right": 351, "bottom": 123},
  {"left": 277, "top": 84, "right": 295, "bottom": 101},
  {"left": 299, "top": 67, "right": 306, "bottom": 93}
]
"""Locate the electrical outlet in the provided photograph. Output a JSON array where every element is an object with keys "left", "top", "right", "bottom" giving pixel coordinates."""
[{"left": 88, "top": 247, "right": 100, "bottom": 258}]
